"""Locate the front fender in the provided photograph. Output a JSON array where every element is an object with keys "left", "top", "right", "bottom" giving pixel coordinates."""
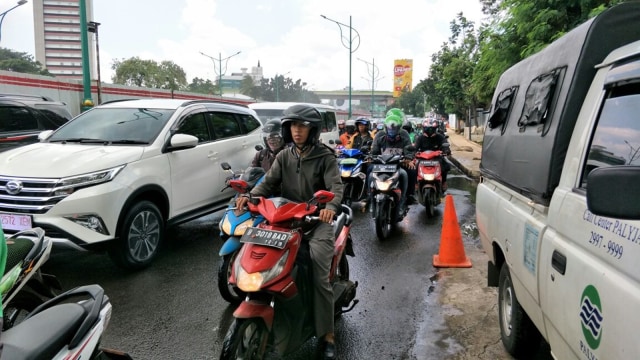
[
  {"left": 233, "top": 300, "right": 275, "bottom": 330},
  {"left": 219, "top": 237, "right": 242, "bottom": 256}
]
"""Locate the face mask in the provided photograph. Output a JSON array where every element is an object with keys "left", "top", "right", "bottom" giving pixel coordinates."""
[{"left": 387, "top": 128, "right": 397, "bottom": 137}]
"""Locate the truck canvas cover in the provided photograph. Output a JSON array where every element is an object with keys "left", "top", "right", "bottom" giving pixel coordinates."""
[{"left": 480, "top": 2, "right": 640, "bottom": 205}]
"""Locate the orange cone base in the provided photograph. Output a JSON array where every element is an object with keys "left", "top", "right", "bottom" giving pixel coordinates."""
[{"left": 433, "top": 254, "right": 472, "bottom": 268}]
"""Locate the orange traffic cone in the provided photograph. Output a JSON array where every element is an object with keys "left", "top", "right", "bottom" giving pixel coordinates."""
[{"left": 433, "top": 194, "right": 472, "bottom": 268}]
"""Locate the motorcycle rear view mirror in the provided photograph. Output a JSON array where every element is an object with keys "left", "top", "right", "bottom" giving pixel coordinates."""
[
  {"left": 313, "top": 190, "right": 335, "bottom": 204},
  {"left": 221, "top": 162, "right": 232, "bottom": 171},
  {"left": 255, "top": 144, "right": 264, "bottom": 151}
]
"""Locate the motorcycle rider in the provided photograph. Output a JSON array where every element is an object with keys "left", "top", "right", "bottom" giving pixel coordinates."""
[
  {"left": 339, "top": 119, "right": 357, "bottom": 149},
  {"left": 337, "top": 119, "right": 346, "bottom": 136},
  {"left": 235, "top": 104, "right": 343, "bottom": 360},
  {"left": 251, "top": 119, "right": 285, "bottom": 172},
  {"left": 402, "top": 120, "right": 416, "bottom": 143},
  {"left": 414, "top": 121, "right": 450, "bottom": 191},
  {"left": 351, "top": 117, "right": 373, "bottom": 151},
  {"left": 368, "top": 110, "right": 417, "bottom": 218}
]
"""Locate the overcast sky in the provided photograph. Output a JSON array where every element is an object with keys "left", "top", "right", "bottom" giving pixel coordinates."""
[{"left": 1, "top": 0, "right": 485, "bottom": 92}]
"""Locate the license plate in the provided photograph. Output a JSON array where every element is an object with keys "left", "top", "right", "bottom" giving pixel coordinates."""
[
  {"left": 372, "top": 164, "right": 398, "bottom": 172},
  {"left": 240, "top": 227, "right": 291, "bottom": 249},
  {"left": 420, "top": 160, "right": 439, "bottom": 166},
  {"left": 0, "top": 212, "right": 33, "bottom": 232}
]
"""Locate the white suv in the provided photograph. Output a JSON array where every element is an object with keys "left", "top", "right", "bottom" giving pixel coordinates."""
[{"left": 0, "top": 99, "right": 262, "bottom": 269}]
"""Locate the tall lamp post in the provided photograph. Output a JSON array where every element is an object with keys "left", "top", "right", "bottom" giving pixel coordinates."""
[
  {"left": 200, "top": 51, "right": 241, "bottom": 97},
  {"left": 358, "top": 57, "right": 383, "bottom": 118},
  {"left": 87, "top": 21, "right": 101, "bottom": 104},
  {"left": 275, "top": 71, "right": 290, "bottom": 102},
  {"left": 0, "top": 0, "right": 27, "bottom": 43},
  {"left": 321, "top": 14, "right": 360, "bottom": 118}
]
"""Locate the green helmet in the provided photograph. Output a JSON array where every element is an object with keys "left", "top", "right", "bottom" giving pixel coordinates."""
[
  {"left": 386, "top": 108, "right": 405, "bottom": 120},
  {"left": 383, "top": 114, "right": 403, "bottom": 137}
]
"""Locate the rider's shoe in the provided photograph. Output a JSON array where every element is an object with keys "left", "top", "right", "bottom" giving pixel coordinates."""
[
  {"left": 407, "top": 194, "right": 417, "bottom": 205},
  {"left": 322, "top": 340, "right": 336, "bottom": 360}
]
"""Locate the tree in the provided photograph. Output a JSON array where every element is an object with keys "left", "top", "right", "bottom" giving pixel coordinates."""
[
  {"left": 0, "top": 48, "right": 51, "bottom": 76},
  {"left": 111, "top": 57, "right": 187, "bottom": 90},
  {"left": 240, "top": 75, "right": 261, "bottom": 100},
  {"left": 471, "top": 0, "right": 627, "bottom": 106},
  {"left": 187, "top": 77, "right": 217, "bottom": 95}
]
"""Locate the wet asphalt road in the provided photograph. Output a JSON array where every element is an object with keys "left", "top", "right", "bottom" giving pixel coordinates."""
[{"left": 42, "top": 168, "right": 483, "bottom": 360}]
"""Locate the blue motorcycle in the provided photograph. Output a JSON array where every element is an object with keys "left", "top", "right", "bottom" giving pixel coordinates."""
[
  {"left": 338, "top": 148, "right": 368, "bottom": 207},
  {"left": 217, "top": 162, "right": 265, "bottom": 304}
]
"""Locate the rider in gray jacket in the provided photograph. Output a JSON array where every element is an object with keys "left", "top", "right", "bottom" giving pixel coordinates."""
[{"left": 236, "top": 104, "right": 343, "bottom": 360}]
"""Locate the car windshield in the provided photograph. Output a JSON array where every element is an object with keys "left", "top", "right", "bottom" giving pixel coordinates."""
[
  {"left": 48, "top": 107, "right": 174, "bottom": 144},
  {"left": 253, "top": 109, "right": 284, "bottom": 123}
]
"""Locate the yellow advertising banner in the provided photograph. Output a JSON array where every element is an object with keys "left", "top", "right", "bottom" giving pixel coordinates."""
[{"left": 393, "top": 59, "right": 413, "bottom": 98}]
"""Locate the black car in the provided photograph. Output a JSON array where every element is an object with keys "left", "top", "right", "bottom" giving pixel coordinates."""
[{"left": 0, "top": 94, "right": 72, "bottom": 152}]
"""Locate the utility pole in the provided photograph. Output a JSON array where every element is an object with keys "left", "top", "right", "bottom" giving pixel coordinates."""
[
  {"left": 200, "top": 51, "right": 241, "bottom": 96},
  {"left": 358, "top": 57, "right": 383, "bottom": 118}
]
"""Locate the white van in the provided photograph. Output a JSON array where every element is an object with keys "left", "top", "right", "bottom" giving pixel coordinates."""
[{"left": 249, "top": 102, "right": 339, "bottom": 146}]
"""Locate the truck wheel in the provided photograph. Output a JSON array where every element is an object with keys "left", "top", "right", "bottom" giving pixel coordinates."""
[
  {"left": 109, "top": 200, "right": 164, "bottom": 270},
  {"left": 498, "top": 264, "right": 540, "bottom": 356}
]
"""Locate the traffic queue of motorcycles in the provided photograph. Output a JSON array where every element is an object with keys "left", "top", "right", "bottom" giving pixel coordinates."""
[
  {"left": 0, "top": 114, "right": 450, "bottom": 359},
  {"left": 214, "top": 115, "right": 451, "bottom": 359}
]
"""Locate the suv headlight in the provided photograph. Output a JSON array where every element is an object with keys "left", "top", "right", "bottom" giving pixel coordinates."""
[{"left": 54, "top": 165, "right": 125, "bottom": 196}]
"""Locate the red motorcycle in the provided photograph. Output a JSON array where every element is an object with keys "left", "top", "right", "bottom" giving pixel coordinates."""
[
  {"left": 416, "top": 150, "right": 445, "bottom": 217},
  {"left": 219, "top": 191, "right": 358, "bottom": 359}
]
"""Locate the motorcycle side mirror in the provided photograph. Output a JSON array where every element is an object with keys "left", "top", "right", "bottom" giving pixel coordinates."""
[
  {"left": 229, "top": 180, "right": 250, "bottom": 194},
  {"left": 335, "top": 139, "right": 343, "bottom": 145},
  {"left": 313, "top": 190, "right": 335, "bottom": 204},
  {"left": 360, "top": 147, "right": 369, "bottom": 154},
  {"left": 328, "top": 140, "right": 335, "bottom": 145},
  {"left": 255, "top": 144, "right": 264, "bottom": 151},
  {"left": 221, "top": 162, "right": 232, "bottom": 171},
  {"left": 406, "top": 145, "right": 417, "bottom": 152}
]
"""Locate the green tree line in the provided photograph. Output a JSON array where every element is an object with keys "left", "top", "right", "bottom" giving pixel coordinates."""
[{"left": 393, "top": 0, "right": 627, "bottom": 120}]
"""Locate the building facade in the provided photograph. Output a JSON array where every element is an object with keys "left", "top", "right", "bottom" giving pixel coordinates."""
[{"left": 33, "top": 0, "right": 95, "bottom": 81}]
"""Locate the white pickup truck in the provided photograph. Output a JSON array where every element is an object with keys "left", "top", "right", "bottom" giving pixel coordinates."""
[{"left": 477, "top": 3, "right": 640, "bottom": 359}]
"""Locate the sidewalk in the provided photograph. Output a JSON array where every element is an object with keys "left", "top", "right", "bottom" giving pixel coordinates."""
[{"left": 445, "top": 130, "right": 482, "bottom": 180}]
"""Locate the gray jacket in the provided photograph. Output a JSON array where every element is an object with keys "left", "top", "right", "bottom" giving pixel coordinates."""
[{"left": 251, "top": 144, "right": 344, "bottom": 213}]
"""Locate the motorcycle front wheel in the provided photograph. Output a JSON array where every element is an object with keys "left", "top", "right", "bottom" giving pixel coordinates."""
[
  {"left": 220, "top": 318, "right": 269, "bottom": 360},
  {"left": 424, "top": 189, "right": 436, "bottom": 218},
  {"left": 375, "top": 202, "right": 392, "bottom": 240},
  {"left": 217, "top": 253, "right": 246, "bottom": 304}
]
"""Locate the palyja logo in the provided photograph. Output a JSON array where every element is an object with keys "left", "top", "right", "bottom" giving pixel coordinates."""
[{"left": 579, "top": 285, "right": 603, "bottom": 349}]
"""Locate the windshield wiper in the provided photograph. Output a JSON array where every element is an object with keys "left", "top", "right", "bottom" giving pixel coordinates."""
[
  {"left": 109, "top": 140, "right": 149, "bottom": 145},
  {"left": 50, "top": 138, "right": 108, "bottom": 144}
]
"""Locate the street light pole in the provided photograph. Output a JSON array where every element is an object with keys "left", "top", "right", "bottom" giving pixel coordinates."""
[
  {"left": 200, "top": 50, "right": 241, "bottom": 97},
  {"left": 358, "top": 57, "right": 382, "bottom": 118},
  {"left": 0, "top": 0, "right": 27, "bottom": 43},
  {"left": 87, "top": 21, "right": 101, "bottom": 104},
  {"left": 321, "top": 14, "right": 360, "bottom": 118}
]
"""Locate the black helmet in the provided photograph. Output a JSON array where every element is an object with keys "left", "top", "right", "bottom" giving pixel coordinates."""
[
  {"left": 281, "top": 104, "right": 323, "bottom": 147},
  {"left": 261, "top": 119, "right": 284, "bottom": 152},
  {"left": 240, "top": 167, "right": 266, "bottom": 188},
  {"left": 355, "top": 117, "right": 370, "bottom": 129},
  {"left": 402, "top": 120, "right": 414, "bottom": 133},
  {"left": 423, "top": 121, "right": 437, "bottom": 136}
]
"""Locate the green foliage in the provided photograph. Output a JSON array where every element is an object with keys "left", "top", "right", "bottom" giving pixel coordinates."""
[
  {"left": 111, "top": 57, "right": 187, "bottom": 90},
  {"left": 0, "top": 48, "right": 51, "bottom": 76},
  {"left": 250, "top": 76, "right": 320, "bottom": 103},
  {"left": 420, "top": 0, "right": 627, "bottom": 117},
  {"left": 187, "top": 77, "right": 217, "bottom": 95}
]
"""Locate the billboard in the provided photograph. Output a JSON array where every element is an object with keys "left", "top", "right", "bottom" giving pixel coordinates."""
[{"left": 393, "top": 59, "right": 413, "bottom": 98}]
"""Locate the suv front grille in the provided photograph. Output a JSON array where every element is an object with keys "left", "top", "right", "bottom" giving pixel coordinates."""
[{"left": 0, "top": 176, "right": 67, "bottom": 214}]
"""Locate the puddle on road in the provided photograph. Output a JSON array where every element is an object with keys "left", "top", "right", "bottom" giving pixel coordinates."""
[{"left": 413, "top": 270, "right": 465, "bottom": 359}]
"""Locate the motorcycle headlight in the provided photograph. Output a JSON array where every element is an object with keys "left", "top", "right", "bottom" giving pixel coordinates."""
[
  {"left": 237, "top": 250, "right": 289, "bottom": 292},
  {"left": 375, "top": 179, "right": 393, "bottom": 192},
  {"left": 341, "top": 170, "right": 352, "bottom": 177},
  {"left": 423, "top": 174, "right": 435, "bottom": 181}
]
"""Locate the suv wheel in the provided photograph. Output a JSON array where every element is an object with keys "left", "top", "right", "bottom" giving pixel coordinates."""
[{"left": 109, "top": 200, "right": 164, "bottom": 270}]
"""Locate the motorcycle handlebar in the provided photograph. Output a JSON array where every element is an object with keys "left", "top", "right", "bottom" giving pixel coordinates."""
[{"left": 304, "top": 215, "right": 335, "bottom": 225}]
